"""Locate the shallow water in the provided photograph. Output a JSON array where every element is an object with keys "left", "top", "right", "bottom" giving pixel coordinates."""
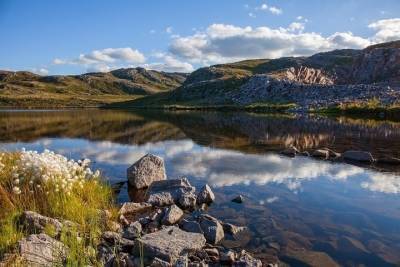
[{"left": 0, "top": 109, "right": 399, "bottom": 266}]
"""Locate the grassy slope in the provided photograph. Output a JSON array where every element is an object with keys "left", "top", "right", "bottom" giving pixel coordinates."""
[{"left": 0, "top": 68, "right": 186, "bottom": 108}]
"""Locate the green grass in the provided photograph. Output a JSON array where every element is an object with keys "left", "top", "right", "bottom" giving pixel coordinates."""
[
  {"left": 0, "top": 151, "right": 117, "bottom": 266},
  {"left": 316, "top": 98, "right": 400, "bottom": 120}
]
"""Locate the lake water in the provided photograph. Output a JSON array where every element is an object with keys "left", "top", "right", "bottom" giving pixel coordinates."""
[{"left": 1, "top": 109, "right": 399, "bottom": 266}]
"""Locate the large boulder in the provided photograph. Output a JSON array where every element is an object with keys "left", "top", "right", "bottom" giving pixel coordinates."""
[
  {"left": 134, "top": 226, "right": 206, "bottom": 264},
  {"left": 17, "top": 234, "right": 67, "bottom": 267},
  {"left": 146, "top": 178, "right": 196, "bottom": 209},
  {"left": 127, "top": 154, "right": 167, "bottom": 189},
  {"left": 197, "top": 184, "right": 215, "bottom": 205},
  {"left": 343, "top": 150, "right": 374, "bottom": 163},
  {"left": 199, "top": 214, "right": 224, "bottom": 244}
]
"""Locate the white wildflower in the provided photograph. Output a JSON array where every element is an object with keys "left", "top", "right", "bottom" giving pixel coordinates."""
[{"left": 12, "top": 186, "right": 21, "bottom": 195}]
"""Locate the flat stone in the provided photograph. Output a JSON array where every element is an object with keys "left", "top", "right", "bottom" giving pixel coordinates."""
[
  {"left": 127, "top": 154, "right": 166, "bottom": 189},
  {"left": 18, "top": 234, "right": 67, "bottom": 267},
  {"left": 134, "top": 226, "right": 206, "bottom": 264},
  {"left": 199, "top": 215, "right": 224, "bottom": 244},
  {"left": 343, "top": 150, "right": 375, "bottom": 163},
  {"left": 197, "top": 184, "right": 215, "bottom": 205},
  {"left": 162, "top": 205, "right": 184, "bottom": 225},
  {"left": 119, "top": 202, "right": 152, "bottom": 215}
]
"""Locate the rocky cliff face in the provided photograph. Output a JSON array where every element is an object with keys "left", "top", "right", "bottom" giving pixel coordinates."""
[
  {"left": 350, "top": 41, "right": 400, "bottom": 85},
  {"left": 271, "top": 66, "right": 334, "bottom": 85}
]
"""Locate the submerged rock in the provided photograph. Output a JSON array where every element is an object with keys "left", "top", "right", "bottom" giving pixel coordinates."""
[
  {"left": 231, "top": 195, "right": 244, "bottom": 204},
  {"left": 127, "top": 154, "right": 167, "bottom": 189},
  {"left": 343, "top": 150, "right": 375, "bottom": 163},
  {"left": 222, "top": 223, "right": 246, "bottom": 236},
  {"left": 312, "top": 149, "right": 330, "bottom": 159},
  {"left": 197, "top": 184, "right": 215, "bottom": 205},
  {"left": 281, "top": 146, "right": 299, "bottom": 157},
  {"left": 18, "top": 234, "right": 67, "bottom": 267},
  {"left": 162, "top": 204, "right": 184, "bottom": 225},
  {"left": 134, "top": 226, "right": 206, "bottom": 264}
]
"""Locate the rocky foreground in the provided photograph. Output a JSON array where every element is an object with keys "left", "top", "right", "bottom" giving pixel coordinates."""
[{"left": 6, "top": 154, "right": 269, "bottom": 267}]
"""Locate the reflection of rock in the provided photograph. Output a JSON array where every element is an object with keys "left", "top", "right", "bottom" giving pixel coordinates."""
[
  {"left": 343, "top": 150, "right": 374, "bottom": 163},
  {"left": 127, "top": 154, "right": 166, "bottom": 189}
]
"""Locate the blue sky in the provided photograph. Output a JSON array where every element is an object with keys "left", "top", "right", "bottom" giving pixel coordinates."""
[{"left": 1, "top": 0, "right": 400, "bottom": 75}]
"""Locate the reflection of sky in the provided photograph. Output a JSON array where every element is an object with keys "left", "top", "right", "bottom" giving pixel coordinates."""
[{"left": 1, "top": 138, "right": 400, "bottom": 195}]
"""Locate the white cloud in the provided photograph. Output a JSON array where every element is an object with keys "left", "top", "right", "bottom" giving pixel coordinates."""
[
  {"left": 52, "top": 47, "right": 146, "bottom": 73},
  {"left": 269, "top": 6, "right": 282, "bottom": 15},
  {"left": 168, "top": 23, "right": 371, "bottom": 65},
  {"left": 368, "top": 18, "right": 400, "bottom": 43},
  {"left": 145, "top": 54, "right": 194, "bottom": 73},
  {"left": 248, "top": 12, "right": 256, "bottom": 18},
  {"left": 31, "top": 68, "right": 49, "bottom": 75},
  {"left": 166, "top": 26, "right": 173, "bottom": 34},
  {"left": 256, "top": 3, "right": 282, "bottom": 15}
]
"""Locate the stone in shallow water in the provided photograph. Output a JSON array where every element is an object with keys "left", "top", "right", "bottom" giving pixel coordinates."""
[
  {"left": 18, "top": 233, "right": 67, "bottom": 267},
  {"left": 199, "top": 214, "right": 224, "bottom": 245},
  {"left": 134, "top": 226, "right": 206, "bottom": 264},
  {"left": 197, "top": 184, "right": 215, "bottom": 205},
  {"left": 127, "top": 154, "right": 166, "bottom": 189},
  {"left": 231, "top": 195, "right": 244, "bottom": 204},
  {"left": 146, "top": 178, "right": 197, "bottom": 209},
  {"left": 311, "top": 149, "right": 330, "bottom": 159}
]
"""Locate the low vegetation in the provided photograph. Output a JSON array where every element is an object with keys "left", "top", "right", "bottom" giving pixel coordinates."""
[
  {"left": 316, "top": 98, "right": 400, "bottom": 120},
  {"left": 0, "top": 149, "right": 116, "bottom": 266}
]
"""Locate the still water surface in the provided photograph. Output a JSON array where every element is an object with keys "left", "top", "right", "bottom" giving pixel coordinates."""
[{"left": 0, "top": 109, "right": 399, "bottom": 266}]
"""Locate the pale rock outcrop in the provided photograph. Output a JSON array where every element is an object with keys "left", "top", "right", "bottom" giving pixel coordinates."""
[{"left": 127, "top": 154, "right": 166, "bottom": 189}]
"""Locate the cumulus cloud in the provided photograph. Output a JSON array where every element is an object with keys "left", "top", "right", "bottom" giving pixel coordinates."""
[
  {"left": 145, "top": 54, "right": 194, "bottom": 73},
  {"left": 368, "top": 18, "right": 400, "bottom": 42},
  {"left": 52, "top": 47, "right": 146, "bottom": 72},
  {"left": 168, "top": 18, "right": 400, "bottom": 65},
  {"left": 168, "top": 23, "right": 371, "bottom": 64}
]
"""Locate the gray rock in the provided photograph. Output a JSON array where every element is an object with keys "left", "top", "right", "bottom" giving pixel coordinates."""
[
  {"left": 123, "top": 221, "right": 142, "bottom": 240},
  {"left": 146, "top": 178, "right": 196, "bottom": 209},
  {"left": 19, "top": 211, "right": 63, "bottom": 236},
  {"left": 343, "top": 150, "right": 375, "bottom": 162},
  {"left": 175, "top": 255, "right": 188, "bottom": 267},
  {"left": 197, "top": 184, "right": 215, "bottom": 205},
  {"left": 231, "top": 195, "right": 244, "bottom": 204},
  {"left": 134, "top": 226, "right": 206, "bottom": 264},
  {"left": 106, "top": 253, "right": 135, "bottom": 267},
  {"left": 17, "top": 234, "right": 67, "bottom": 267},
  {"left": 151, "top": 257, "right": 171, "bottom": 267},
  {"left": 127, "top": 154, "right": 166, "bottom": 189},
  {"left": 220, "top": 250, "right": 236, "bottom": 263},
  {"left": 101, "top": 231, "right": 135, "bottom": 252},
  {"left": 199, "top": 215, "right": 224, "bottom": 244},
  {"left": 162, "top": 205, "right": 184, "bottom": 225},
  {"left": 311, "top": 149, "right": 329, "bottom": 159},
  {"left": 204, "top": 248, "right": 219, "bottom": 257},
  {"left": 179, "top": 192, "right": 197, "bottom": 210},
  {"left": 222, "top": 223, "right": 246, "bottom": 235},
  {"left": 119, "top": 202, "right": 152, "bottom": 215},
  {"left": 233, "top": 250, "right": 262, "bottom": 267},
  {"left": 180, "top": 219, "right": 203, "bottom": 234}
]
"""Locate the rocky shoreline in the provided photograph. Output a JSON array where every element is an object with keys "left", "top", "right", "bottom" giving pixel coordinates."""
[{"left": 4, "top": 154, "right": 268, "bottom": 267}]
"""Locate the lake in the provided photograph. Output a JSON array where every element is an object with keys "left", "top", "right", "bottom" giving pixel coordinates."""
[{"left": 0, "top": 109, "right": 399, "bottom": 266}]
